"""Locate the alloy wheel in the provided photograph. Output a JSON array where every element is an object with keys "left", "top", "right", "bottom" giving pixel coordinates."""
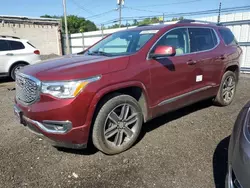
[
  {"left": 104, "top": 104, "right": 139, "bottom": 147},
  {"left": 222, "top": 75, "right": 236, "bottom": 103}
]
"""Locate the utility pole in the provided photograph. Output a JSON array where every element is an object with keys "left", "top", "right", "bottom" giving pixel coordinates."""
[
  {"left": 63, "top": 0, "right": 70, "bottom": 54},
  {"left": 117, "top": 0, "right": 124, "bottom": 27},
  {"left": 217, "top": 2, "right": 222, "bottom": 24}
]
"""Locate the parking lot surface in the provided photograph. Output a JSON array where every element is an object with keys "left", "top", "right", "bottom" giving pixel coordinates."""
[{"left": 0, "top": 75, "right": 250, "bottom": 188}]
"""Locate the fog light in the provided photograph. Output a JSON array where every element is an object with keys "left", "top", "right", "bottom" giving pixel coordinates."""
[{"left": 42, "top": 120, "right": 72, "bottom": 133}]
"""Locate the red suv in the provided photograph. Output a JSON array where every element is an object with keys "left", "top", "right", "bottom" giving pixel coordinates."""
[{"left": 14, "top": 20, "right": 242, "bottom": 154}]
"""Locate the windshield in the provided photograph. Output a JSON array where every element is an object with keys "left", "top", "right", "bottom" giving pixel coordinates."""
[{"left": 86, "top": 30, "right": 157, "bottom": 57}]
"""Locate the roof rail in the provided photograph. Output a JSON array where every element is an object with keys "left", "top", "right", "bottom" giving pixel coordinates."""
[
  {"left": 177, "top": 19, "right": 222, "bottom": 26},
  {"left": 0, "top": 35, "right": 20, "bottom": 39}
]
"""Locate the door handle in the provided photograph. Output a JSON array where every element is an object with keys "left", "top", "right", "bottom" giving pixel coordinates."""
[
  {"left": 187, "top": 60, "right": 197, "bottom": 65},
  {"left": 6, "top": 53, "right": 14, "bottom": 56}
]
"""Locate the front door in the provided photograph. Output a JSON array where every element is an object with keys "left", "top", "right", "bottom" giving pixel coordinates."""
[{"left": 148, "top": 28, "right": 195, "bottom": 111}]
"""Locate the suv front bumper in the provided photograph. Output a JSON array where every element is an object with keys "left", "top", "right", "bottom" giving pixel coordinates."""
[{"left": 14, "top": 102, "right": 89, "bottom": 149}]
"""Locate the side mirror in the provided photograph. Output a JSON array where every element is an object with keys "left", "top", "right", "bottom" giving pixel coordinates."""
[{"left": 150, "top": 45, "right": 176, "bottom": 59}]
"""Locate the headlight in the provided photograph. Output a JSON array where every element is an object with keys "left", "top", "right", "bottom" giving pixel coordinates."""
[{"left": 41, "top": 76, "right": 101, "bottom": 99}]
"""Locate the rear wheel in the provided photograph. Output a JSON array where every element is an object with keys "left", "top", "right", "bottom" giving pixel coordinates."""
[
  {"left": 92, "top": 94, "right": 143, "bottom": 155},
  {"left": 10, "top": 63, "right": 27, "bottom": 80},
  {"left": 214, "top": 71, "right": 237, "bottom": 106}
]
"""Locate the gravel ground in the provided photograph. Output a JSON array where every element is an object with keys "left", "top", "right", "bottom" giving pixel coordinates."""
[{"left": 0, "top": 75, "right": 250, "bottom": 188}]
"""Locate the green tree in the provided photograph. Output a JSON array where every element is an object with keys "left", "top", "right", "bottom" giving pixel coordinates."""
[
  {"left": 132, "top": 19, "right": 138, "bottom": 26},
  {"left": 171, "top": 16, "right": 184, "bottom": 21},
  {"left": 40, "top": 15, "right": 97, "bottom": 33}
]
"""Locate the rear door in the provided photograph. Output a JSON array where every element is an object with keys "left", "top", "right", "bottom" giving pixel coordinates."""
[
  {"left": 8, "top": 40, "right": 26, "bottom": 55},
  {"left": 187, "top": 27, "right": 221, "bottom": 90},
  {"left": 0, "top": 39, "right": 12, "bottom": 73}
]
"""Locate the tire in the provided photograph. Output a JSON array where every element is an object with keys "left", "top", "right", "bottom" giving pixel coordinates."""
[
  {"left": 10, "top": 63, "right": 27, "bottom": 80},
  {"left": 92, "top": 94, "right": 143, "bottom": 155},
  {"left": 214, "top": 71, "right": 237, "bottom": 106}
]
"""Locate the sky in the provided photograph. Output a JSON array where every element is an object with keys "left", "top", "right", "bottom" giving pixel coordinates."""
[{"left": 1, "top": 0, "right": 249, "bottom": 26}]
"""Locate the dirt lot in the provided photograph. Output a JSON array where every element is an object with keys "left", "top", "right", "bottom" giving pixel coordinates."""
[{"left": 0, "top": 75, "right": 250, "bottom": 188}]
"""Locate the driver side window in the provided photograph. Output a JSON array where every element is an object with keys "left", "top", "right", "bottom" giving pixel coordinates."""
[{"left": 153, "top": 28, "right": 190, "bottom": 56}]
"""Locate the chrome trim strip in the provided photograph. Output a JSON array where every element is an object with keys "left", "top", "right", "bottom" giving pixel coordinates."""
[
  {"left": 23, "top": 116, "right": 72, "bottom": 134},
  {"left": 158, "top": 86, "right": 212, "bottom": 106},
  {"left": 227, "top": 165, "right": 235, "bottom": 188},
  {"left": 147, "top": 26, "right": 221, "bottom": 60},
  {"left": 243, "top": 108, "right": 250, "bottom": 144}
]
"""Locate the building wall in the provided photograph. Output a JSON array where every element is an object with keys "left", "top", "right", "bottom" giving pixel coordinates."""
[{"left": 0, "top": 23, "right": 61, "bottom": 55}]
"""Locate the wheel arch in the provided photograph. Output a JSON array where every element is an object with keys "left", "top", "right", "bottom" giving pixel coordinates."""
[
  {"left": 225, "top": 64, "right": 240, "bottom": 81},
  {"left": 88, "top": 82, "right": 151, "bottom": 128},
  {"left": 8, "top": 61, "right": 29, "bottom": 76}
]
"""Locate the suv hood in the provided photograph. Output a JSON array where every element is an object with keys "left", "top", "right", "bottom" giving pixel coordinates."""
[{"left": 21, "top": 54, "right": 129, "bottom": 81}]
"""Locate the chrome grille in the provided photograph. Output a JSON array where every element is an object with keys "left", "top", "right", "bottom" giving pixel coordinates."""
[{"left": 16, "top": 73, "right": 40, "bottom": 105}]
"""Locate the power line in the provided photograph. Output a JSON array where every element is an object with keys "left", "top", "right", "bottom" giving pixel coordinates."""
[
  {"left": 69, "top": 0, "right": 94, "bottom": 15},
  {"left": 85, "top": 9, "right": 117, "bottom": 19},
  {"left": 98, "top": 5, "right": 250, "bottom": 25},
  {"left": 123, "top": 5, "right": 250, "bottom": 19},
  {"left": 124, "top": 6, "right": 165, "bottom": 14},
  {"left": 133, "top": 0, "right": 202, "bottom": 8}
]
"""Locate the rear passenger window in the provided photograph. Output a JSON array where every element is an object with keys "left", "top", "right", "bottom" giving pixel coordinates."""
[
  {"left": 9, "top": 41, "right": 25, "bottom": 50},
  {"left": 0, "top": 40, "right": 11, "bottom": 51},
  {"left": 189, "top": 28, "right": 217, "bottom": 52},
  {"left": 219, "top": 29, "right": 238, "bottom": 46}
]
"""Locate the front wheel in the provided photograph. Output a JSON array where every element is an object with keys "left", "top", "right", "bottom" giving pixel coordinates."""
[
  {"left": 214, "top": 71, "right": 237, "bottom": 106},
  {"left": 92, "top": 94, "right": 143, "bottom": 155}
]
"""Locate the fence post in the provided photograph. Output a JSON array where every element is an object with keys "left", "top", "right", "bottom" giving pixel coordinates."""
[
  {"left": 82, "top": 32, "right": 85, "bottom": 50},
  {"left": 101, "top": 24, "right": 104, "bottom": 38}
]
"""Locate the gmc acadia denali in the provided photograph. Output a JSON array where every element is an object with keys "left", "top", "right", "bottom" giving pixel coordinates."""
[{"left": 14, "top": 20, "right": 242, "bottom": 154}]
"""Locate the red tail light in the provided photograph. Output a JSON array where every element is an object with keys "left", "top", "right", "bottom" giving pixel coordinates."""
[{"left": 34, "top": 50, "right": 40, "bottom": 55}]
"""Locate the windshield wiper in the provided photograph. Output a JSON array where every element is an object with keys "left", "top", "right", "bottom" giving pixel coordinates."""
[{"left": 88, "top": 51, "right": 111, "bottom": 56}]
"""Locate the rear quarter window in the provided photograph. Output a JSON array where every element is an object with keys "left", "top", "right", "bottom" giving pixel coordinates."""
[
  {"left": 9, "top": 41, "right": 25, "bottom": 50},
  {"left": 218, "top": 28, "right": 238, "bottom": 46}
]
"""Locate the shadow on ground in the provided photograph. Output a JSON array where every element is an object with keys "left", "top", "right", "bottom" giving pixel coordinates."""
[
  {"left": 213, "top": 136, "right": 230, "bottom": 188},
  {"left": 56, "top": 143, "right": 98, "bottom": 155},
  {"left": 0, "top": 77, "right": 13, "bottom": 84},
  {"left": 138, "top": 98, "right": 214, "bottom": 142},
  {"left": 58, "top": 99, "right": 214, "bottom": 155}
]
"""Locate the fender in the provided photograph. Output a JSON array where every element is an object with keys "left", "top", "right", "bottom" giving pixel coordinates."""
[
  {"left": 219, "top": 62, "right": 240, "bottom": 83},
  {"left": 84, "top": 81, "right": 152, "bottom": 132}
]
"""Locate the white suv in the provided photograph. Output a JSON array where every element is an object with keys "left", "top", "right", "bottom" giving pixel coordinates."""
[{"left": 0, "top": 36, "right": 41, "bottom": 80}]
